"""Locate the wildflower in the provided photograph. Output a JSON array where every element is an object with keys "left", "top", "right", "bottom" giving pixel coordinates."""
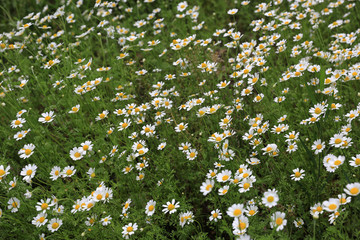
[
  {"left": 232, "top": 215, "right": 249, "bottom": 235},
  {"left": 209, "top": 209, "right": 222, "bottom": 222},
  {"left": 270, "top": 211, "right": 287, "bottom": 231},
  {"left": 216, "top": 169, "right": 232, "bottom": 183},
  {"left": 47, "top": 218, "right": 62, "bottom": 232},
  {"left": 69, "top": 147, "right": 84, "bottom": 161},
  {"left": 312, "top": 139, "right": 325, "bottom": 154},
  {"left": 227, "top": 204, "right": 244, "bottom": 218},
  {"left": 62, "top": 166, "right": 76, "bottom": 177},
  {"left": 122, "top": 222, "right": 138, "bottom": 239},
  {"left": 175, "top": 122, "right": 188, "bottom": 132},
  {"left": 323, "top": 198, "right": 340, "bottom": 212},
  {"left": 11, "top": 118, "right": 26, "bottom": 128},
  {"left": 14, "top": 129, "right": 30, "bottom": 140},
  {"left": 101, "top": 215, "right": 112, "bottom": 226},
  {"left": 262, "top": 189, "right": 279, "bottom": 208},
  {"left": 350, "top": 154, "right": 360, "bottom": 167},
  {"left": 83, "top": 213, "right": 97, "bottom": 226},
  {"left": 18, "top": 143, "right": 35, "bottom": 159},
  {"left": 145, "top": 200, "right": 156, "bottom": 216},
  {"left": 162, "top": 199, "right": 180, "bottom": 214},
  {"left": 344, "top": 183, "right": 360, "bottom": 196},
  {"left": 290, "top": 168, "right": 305, "bottom": 181},
  {"left": 20, "top": 164, "right": 37, "bottom": 183},
  {"left": 50, "top": 166, "right": 61, "bottom": 181},
  {"left": 294, "top": 218, "right": 304, "bottom": 228},
  {"left": 0, "top": 165, "right": 11, "bottom": 181},
  {"left": 32, "top": 212, "right": 48, "bottom": 227},
  {"left": 8, "top": 197, "right": 20, "bottom": 212},
  {"left": 96, "top": 110, "right": 109, "bottom": 121},
  {"left": 228, "top": 9, "right": 238, "bottom": 15},
  {"left": 38, "top": 111, "right": 55, "bottom": 123},
  {"left": 69, "top": 105, "right": 80, "bottom": 113}
]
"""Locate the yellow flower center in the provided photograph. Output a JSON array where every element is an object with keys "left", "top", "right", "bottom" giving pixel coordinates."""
[
  {"left": 267, "top": 196, "right": 274, "bottom": 202},
  {"left": 233, "top": 209, "right": 242, "bottom": 216},
  {"left": 148, "top": 205, "right": 154, "bottom": 211},
  {"left": 52, "top": 222, "right": 59, "bottom": 229},
  {"left": 25, "top": 149, "right": 32, "bottom": 155},
  {"left": 276, "top": 217, "right": 283, "bottom": 225},
  {"left": 168, "top": 204, "right": 175, "bottom": 210},
  {"left": 328, "top": 204, "right": 337, "bottom": 210},
  {"left": 350, "top": 187, "right": 359, "bottom": 195},
  {"left": 74, "top": 152, "right": 81, "bottom": 158},
  {"left": 41, "top": 203, "right": 48, "bottom": 210}
]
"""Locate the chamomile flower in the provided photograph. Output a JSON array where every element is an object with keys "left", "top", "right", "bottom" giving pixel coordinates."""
[
  {"left": 18, "top": 143, "right": 35, "bottom": 159},
  {"left": 50, "top": 166, "right": 61, "bottom": 181},
  {"left": 47, "top": 218, "right": 62, "bottom": 232},
  {"left": 69, "top": 105, "right": 80, "bottom": 113},
  {"left": 227, "top": 204, "right": 244, "bottom": 218},
  {"left": 38, "top": 111, "right": 55, "bottom": 123},
  {"left": 101, "top": 215, "right": 112, "bottom": 226},
  {"left": 32, "top": 212, "right": 48, "bottom": 227},
  {"left": 209, "top": 209, "right": 222, "bottom": 222},
  {"left": 270, "top": 211, "right": 287, "bottom": 231},
  {"left": 350, "top": 154, "right": 360, "bottom": 167},
  {"left": 62, "top": 166, "right": 76, "bottom": 178},
  {"left": 323, "top": 198, "right": 340, "bottom": 212},
  {"left": 262, "top": 189, "right": 279, "bottom": 208},
  {"left": 122, "top": 222, "right": 138, "bottom": 239},
  {"left": 11, "top": 118, "right": 26, "bottom": 128},
  {"left": 20, "top": 164, "right": 37, "bottom": 183},
  {"left": 200, "top": 179, "right": 215, "bottom": 196},
  {"left": 95, "top": 110, "right": 109, "bottom": 121},
  {"left": 344, "top": 182, "right": 360, "bottom": 196},
  {"left": 8, "top": 197, "right": 20, "bottom": 212},
  {"left": 145, "top": 200, "right": 156, "bottom": 216},
  {"left": 69, "top": 147, "right": 84, "bottom": 161},
  {"left": 290, "top": 168, "right": 305, "bottom": 181},
  {"left": 162, "top": 199, "right": 180, "bottom": 214}
]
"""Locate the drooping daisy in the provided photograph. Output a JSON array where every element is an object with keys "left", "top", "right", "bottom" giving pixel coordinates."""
[
  {"left": 349, "top": 154, "right": 360, "bottom": 167},
  {"left": 38, "top": 111, "right": 55, "bottom": 123},
  {"left": 14, "top": 129, "right": 30, "bottom": 141}
]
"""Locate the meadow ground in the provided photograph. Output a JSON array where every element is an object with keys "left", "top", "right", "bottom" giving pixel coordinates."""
[{"left": 1, "top": 0, "right": 360, "bottom": 239}]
